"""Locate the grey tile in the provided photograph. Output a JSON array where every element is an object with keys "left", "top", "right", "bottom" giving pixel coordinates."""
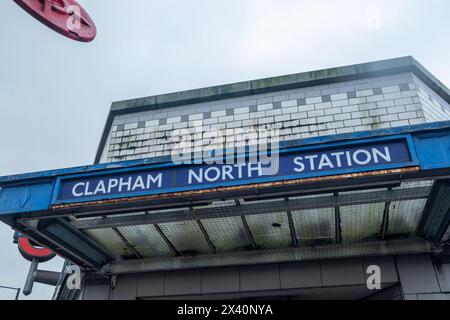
[
  {"left": 240, "top": 265, "right": 280, "bottom": 292},
  {"left": 280, "top": 262, "right": 322, "bottom": 289},
  {"left": 159, "top": 118, "right": 167, "bottom": 125},
  {"left": 399, "top": 83, "right": 410, "bottom": 92},
  {"left": 110, "top": 275, "right": 138, "bottom": 300},
  {"left": 417, "top": 293, "right": 450, "bottom": 300},
  {"left": 257, "top": 97, "right": 273, "bottom": 104},
  {"left": 305, "top": 91, "right": 322, "bottom": 98},
  {"left": 83, "top": 285, "right": 110, "bottom": 300},
  {"left": 136, "top": 272, "right": 165, "bottom": 298},
  {"left": 273, "top": 102, "right": 282, "bottom": 109},
  {"left": 241, "top": 99, "right": 258, "bottom": 107},
  {"left": 165, "top": 270, "right": 202, "bottom": 296},
  {"left": 116, "top": 124, "right": 125, "bottom": 131},
  {"left": 373, "top": 87, "right": 383, "bottom": 95},
  {"left": 181, "top": 115, "right": 189, "bottom": 122},
  {"left": 297, "top": 98, "right": 306, "bottom": 106},
  {"left": 347, "top": 91, "right": 357, "bottom": 99},
  {"left": 322, "top": 95, "right": 331, "bottom": 102},
  {"left": 321, "top": 259, "right": 366, "bottom": 286},
  {"left": 396, "top": 254, "right": 441, "bottom": 294},
  {"left": 355, "top": 83, "right": 372, "bottom": 91},
  {"left": 226, "top": 109, "right": 234, "bottom": 116},
  {"left": 138, "top": 121, "right": 146, "bottom": 128},
  {"left": 249, "top": 105, "right": 258, "bottom": 112},
  {"left": 288, "top": 92, "right": 305, "bottom": 100},
  {"left": 203, "top": 112, "right": 212, "bottom": 119},
  {"left": 321, "top": 88, "right": 338, "bottom": 95},
  {"left": 273, "top": 95, "right": 289, "bottom": 102},
  {"left": 202, "top": 268, "right": 240, "bottom": 294}
]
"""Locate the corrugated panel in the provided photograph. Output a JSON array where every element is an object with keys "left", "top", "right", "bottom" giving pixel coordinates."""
[
  {"left": 84, "top": 228, "right": 131, "bottom": 258},
  {"left": 339, "top": 188, "right": 387, "bottom": 195},
  {"left": 201, "top": 216, "right": 250, "bottom": 252},
  {"left": 395, "top": 180, "right": 434, "bottom": 189},
  {"left": 246, "top": 212, "right": 291, "bottom": 249},
  {"left": 387, "top": 199, "right": 428, "bottom": 236},
  {"left": 117, "top": 224, "right": 173, "bottom": 258},
  {"left": 106, "top": 211, "right": 146, "bottom": 218},
  {"left": 340, "top": 202, "right": 385, "bottom": 242},
  {"left": 292, "top": 207, "right": 335, "bottom": 245},
  {"left": 158, "top": 220, "right": 213, "bottom": 255}
]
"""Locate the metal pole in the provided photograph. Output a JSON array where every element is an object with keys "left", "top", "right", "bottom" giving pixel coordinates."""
[
  {"left": 23, "top": 258, "right": 39, "bottom": 296},
  {"left": 15, "top": 288, "right": 20, "bottom": 300}
]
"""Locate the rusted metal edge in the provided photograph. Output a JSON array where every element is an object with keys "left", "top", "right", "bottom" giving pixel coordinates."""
[{"left": 51, "top": 166, "right": 420, "bottom": 210}]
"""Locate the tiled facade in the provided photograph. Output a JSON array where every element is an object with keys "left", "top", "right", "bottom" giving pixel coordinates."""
[{"left": 99, "top": 72, "right": 450, "bottom": 163}]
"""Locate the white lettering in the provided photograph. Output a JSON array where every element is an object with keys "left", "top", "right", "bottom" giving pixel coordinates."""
[
  {"left": 318, "top": 154, "right": 334, "bottom": 170},
  {"left": 205, "top": 167, "right": 221, "bottom": 182},
  {"left": 353, "top": 149, "right": 372, "bottom": 165},
  {"left": 294, "top": 156, "right": 305, "bottom": 172},
  {"left": 372, "top": 147, "right": 391, "bottom": 163},
  {"left": 132, "top": 176, "right": 146, "bottom": 191},
  {"left": 188, "top": 169, "right": 203, "bottom": 184},
  {"left": 108, "top": 179, "right": 119, "bottom": 193},
  {"left": 94, "top": 180, "right": 106, "bottom": 195},
  {"left": 331, "top": 152, "right": 345, "bottom": 167},
  {"left": 118, "top": 177, "right": 132, "bottom": 192},
  {"left": 146, "top": 173, "right": 162, "bottom": 188},
  {"left": 304, "top": 155, "right": 318, "bottom": 170},
  {"left": 72, "top": 182, "right": 85, "bottom": 197},
  {"left": 247, "top": 162, "right": 262, "bottom": 177}
]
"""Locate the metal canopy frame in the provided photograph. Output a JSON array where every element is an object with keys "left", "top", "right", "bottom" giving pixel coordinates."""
[
  {"left": 13, "top": 177, "right": 439, "bottom": 272},
  {"left": 2, "top": 122, "right": 450, "bottom": 272}
]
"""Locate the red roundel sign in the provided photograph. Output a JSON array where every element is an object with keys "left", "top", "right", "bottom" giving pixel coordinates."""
[
  {"left": 17, "top": 236, "right": 56, "bottom": 263},
  {"left": 14, "top": 0, "right": 97, "bottom": 42}
]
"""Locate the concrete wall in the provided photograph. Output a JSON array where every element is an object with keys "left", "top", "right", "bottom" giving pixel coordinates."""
[
  {"left": 99, "top": 72, "right": 450, "bottom": 164},
  {"left": 82, "top": 256, "right": 399, "bottom": 300},
  {"left": 81, "top": 254, "right": 450, "bottom": 300}
]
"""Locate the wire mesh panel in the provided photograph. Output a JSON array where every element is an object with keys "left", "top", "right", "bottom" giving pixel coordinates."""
[
  {"left": 292, "top": 207, "right": 336, "bottom": 246},
  {"left": 158, "top": 220, "right": 213, "bottom": 255},
  {"left": 85, "top": 228, "right": 132, "bottom": 258},
  {"left": 201, "top": 216, "right": 251, "bottom": 252},
  {"left": 340, "top": 202, "right": 385, "bottom": 242},
  {"left": 387, "top": 199, "right": 428, "bottom": 237},
  {"left": 117, "top": 224, "right": 173, "bottom": 258},
  {"left": 246, "top": 212, "right": 291, "bottom": 249},
  {"left": 395, "top": 180, "right": 434, "bottom": 189}
]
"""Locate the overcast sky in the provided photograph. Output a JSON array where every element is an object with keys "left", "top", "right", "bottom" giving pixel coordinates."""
[{"left": 0, "top": 0, "right": 449, "bottom": 300}]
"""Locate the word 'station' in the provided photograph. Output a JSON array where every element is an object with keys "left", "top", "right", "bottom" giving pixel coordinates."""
[{"left": 58, "top": 139, "right": 412, "bottom": 202}]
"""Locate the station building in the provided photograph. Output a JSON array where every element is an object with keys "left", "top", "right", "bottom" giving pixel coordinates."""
[{"left": 2, "top": 56, "right": 450, "bottom": 300}]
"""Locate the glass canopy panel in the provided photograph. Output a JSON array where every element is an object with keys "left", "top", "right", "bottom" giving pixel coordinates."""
[
  {"left": 246, "top": 212, "right": 291, "bottom": 249},
  {"left": 387, "top": 199, "right": 428, "bottom": 236},
  {"left": 84, "top": 228, "right": 132, "bottom": 258},
  {"left": 117, "top": 224, "right": 173, "bottom": 258},
  {"left": 201, "top": 216, "right": 251, "bottom": 252},
  {"left": 158, "top": 220, "right": 213, "bottom": 255},
  {"left": 395, "top": 180, "right": 434, "bottom": 189},
  {"left": 292, "top": 207, "right": 336, "bottom": 246},
  {"left": 340, "top": 202, "right": 385, "bottom": 242}
]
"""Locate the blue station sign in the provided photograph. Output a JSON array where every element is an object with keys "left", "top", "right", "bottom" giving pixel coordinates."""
[{"left": 55, "top": 137, "right": 416, "bottom": 204}]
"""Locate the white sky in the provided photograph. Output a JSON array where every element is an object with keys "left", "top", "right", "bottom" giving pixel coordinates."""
[{"left": 0, "top": 0, "right": 449, "bottom": 299}]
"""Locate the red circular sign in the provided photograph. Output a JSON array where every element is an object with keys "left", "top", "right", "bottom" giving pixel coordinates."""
[
  {"left": 14, "top": 0, "right": 96, "bottom": 42},
  {"left": 18, "top": 237, "right": 56, "bottom": 262}
]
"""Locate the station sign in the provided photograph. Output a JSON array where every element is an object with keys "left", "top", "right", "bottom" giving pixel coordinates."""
[{"left": 55, "top": 137, "right": 416, "bottom": 204}]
